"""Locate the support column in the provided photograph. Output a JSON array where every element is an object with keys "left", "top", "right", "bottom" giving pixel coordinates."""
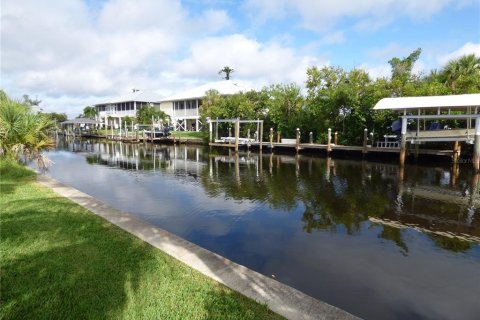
[
  {"left": 362, "top": 128, "right": 368, "bottom": 154},
  {"left": 400, "top": 117, "right": 407, "bottom": 168},
  {"left": 234, "top": 118, "right": 240, "bottom": 153},
  {"left": 473, "top": 117, "right": 480, "bottom": 172},
  {"left": 259, "top": 121, "right": 263, "bottom": 151},
  {"left": 209, "top": 119, "right": 213, "bottom": 143},
  {"left": 295, "top": 128, "right": 300, "bottom": 153},
  {"left": 277, "top": 131, "right": 280, "bottom": 143},
  {"left": 334, "top": 132, "right": 338, "bottom": 145},
  {"left": 309, "top": 132, "right": 313, "bottom": 144},
  {"left": 269, "top": 128, "right": 273, "bottom": 149},
  {"left": 452, "top": 141, "right": 459, "bottom": 164},
  {"left": 327, "top": 128, "right": 332, "bottom": 153}
]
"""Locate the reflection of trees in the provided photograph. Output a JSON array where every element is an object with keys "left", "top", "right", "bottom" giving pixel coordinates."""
[
  {"left": 57, "top": 138, "right": 480, "bottom": 254},
  {"left": 379, "top": 226, "right": 408, "bottom": 255},
  {"left": 428, "top": 235, "right": 472, "bottom": 252}
]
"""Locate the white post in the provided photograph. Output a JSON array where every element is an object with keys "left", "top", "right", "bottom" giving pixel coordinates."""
[
  {"left": 400, "top": 116, "right": 408, "bottom": 167},
  {"left": 473, "top": 117, "right": 480, "bottom": 172}
]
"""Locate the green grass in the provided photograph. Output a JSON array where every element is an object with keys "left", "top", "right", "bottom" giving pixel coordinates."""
[
  {"left": 0, "top": 160, "right": 282, "bottom": 320},
  {"left": 171, "top": 131, "right": 207, "bottom": 139}
]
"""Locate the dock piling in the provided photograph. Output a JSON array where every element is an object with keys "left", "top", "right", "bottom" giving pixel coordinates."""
[
  {"left": 259, "top": 120, "right": 263, "bottom": 151},
  {"left": 362, "top": 128, "right": 368, "bottom": 154},
  {"left": 334, "top": 131, "right": 338, "bottom": 145},
  {"left": 309, "top": 132, "right": 313, "bottom": 144},
  {"left": 270, "top": 128, "right": 273, "bottom": 149},
  {"left": 400, "top": 117, "right": 408, "bottom": 167},
  {"left": 234, "top": 118, "right": 240, "bottom": 153},
  {"left": 327, "top": 128, "right": 332, "bottom": 153},
  {"left": 473, "top": 117, "right": 480, "bottom": 172},
  {"left": 295, "top": 128, "right": 300, "bottom": 153}
]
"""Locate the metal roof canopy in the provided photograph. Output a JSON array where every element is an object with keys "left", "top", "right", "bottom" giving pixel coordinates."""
[
  {"left": 61, "top": 118, "right": 102, "bottom": 125},
  {"left": 373, "top": 94, "right": 480, "bottom": 111}
]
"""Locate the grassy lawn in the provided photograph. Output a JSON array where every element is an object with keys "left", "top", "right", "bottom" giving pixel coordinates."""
[
  {"left": 0, "top": 161, "right": 282, "bottom": 320},
  {"left": 171, "top": 131, "right": 207, "bottom": 139}
]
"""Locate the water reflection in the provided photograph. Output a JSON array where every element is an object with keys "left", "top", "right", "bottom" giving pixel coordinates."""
[{"left": 49, "top": 138, "right": 480, "bottom": 320}]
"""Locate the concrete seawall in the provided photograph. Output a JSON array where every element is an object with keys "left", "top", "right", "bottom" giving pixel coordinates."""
[{"left": 37, "top": 174, "right": 359, "bottom": 320}]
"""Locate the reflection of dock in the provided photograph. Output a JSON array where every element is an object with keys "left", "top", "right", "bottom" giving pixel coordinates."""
[
  {"left": 369, "top": 217, "right": 480, "bottom": 243},
  {"left": 209, "top": 141, "right": 453, "bottom": 157}
]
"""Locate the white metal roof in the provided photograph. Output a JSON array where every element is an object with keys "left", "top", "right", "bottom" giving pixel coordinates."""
[
  {"left": 373, "top": 94, "right": 480, "bottom": 110},
  {"left": 161, "top": 80, "right": 252, "bottom": 102},
  {"left": 96, "top": 91, "right": 162, "bottom": 105}
]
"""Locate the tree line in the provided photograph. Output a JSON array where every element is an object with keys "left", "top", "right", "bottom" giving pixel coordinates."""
[{"left": 200, "top": 50, "right": 480, "bottom": 145}]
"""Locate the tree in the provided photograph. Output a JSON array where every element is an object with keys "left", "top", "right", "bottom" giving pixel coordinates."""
[
  {"left": 136, "top": 105, "right": 168, "bottom": 124},
  {"left": 0, "top": 92, "right": 55, "bottom": 168},
  {"left": 81, "top": 106, "right": 98, "bottom": 119},
  {"left": 266, "top": 83, "right": 303, "bottom": 138},
  {"left": 218, "top": 66, "right": 234, "bottom": 80},
  {"left": 442, "top": 54, "right": 480, "bottom": 93}
]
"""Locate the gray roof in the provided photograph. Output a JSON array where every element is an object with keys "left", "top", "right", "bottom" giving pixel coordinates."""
[
  {"left": 95, "top": 91, "right": 162, "bottom": 105},
  {"left": 61, "top": 118, "right": 102, "bottom": 125}
]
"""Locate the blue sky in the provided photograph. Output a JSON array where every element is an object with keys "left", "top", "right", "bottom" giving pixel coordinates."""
[{"left": 1, "top": 0, "right": 479, "bottom": 117}]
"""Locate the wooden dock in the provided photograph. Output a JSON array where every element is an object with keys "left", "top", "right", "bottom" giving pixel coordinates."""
[{"left": 208, "top": 141, "right": 454, "bottom": 158}]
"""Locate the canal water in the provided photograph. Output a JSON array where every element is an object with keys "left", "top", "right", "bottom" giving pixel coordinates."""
[{"left": 42, "top": 139, "right": 479, "bottom": 320}]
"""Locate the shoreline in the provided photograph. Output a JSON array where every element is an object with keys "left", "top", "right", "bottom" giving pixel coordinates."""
[{"left": 37, "top": 173, "right": 358, "bottom": 320}]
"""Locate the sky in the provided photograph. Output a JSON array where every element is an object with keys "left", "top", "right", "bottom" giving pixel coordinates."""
[{"left": 1, "top": 0, "right": 480, "bottom": 118}]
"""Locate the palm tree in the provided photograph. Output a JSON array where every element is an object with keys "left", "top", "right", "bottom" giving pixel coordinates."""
[
  {"left": 218, "top": 66, "right": 234, "bottom": 80},
  {"left": 82, "top": 106, "right": 98, "bottom": 119},
  {"left": 443, "top": 54, "right": 480, "bottom": 92},
  {"left": 0, "top": 94, "right": 55, "bottom": 168}
]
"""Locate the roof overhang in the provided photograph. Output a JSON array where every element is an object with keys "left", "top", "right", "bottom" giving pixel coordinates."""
[{"left": 373, "top": 94, "right": 480, "bottom": 111}]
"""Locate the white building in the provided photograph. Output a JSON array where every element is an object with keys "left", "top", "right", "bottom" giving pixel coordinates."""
[
  {"left": 94, "top": 91, "right": 161, "bottom": 128},
  {"left": 159, "top": 80, "right": 251, "bottom": 131}
]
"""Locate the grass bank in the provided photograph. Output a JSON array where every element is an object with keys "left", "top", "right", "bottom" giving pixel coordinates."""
[{"left": 0, "top": 160, "right": 281, "bottom": 320}]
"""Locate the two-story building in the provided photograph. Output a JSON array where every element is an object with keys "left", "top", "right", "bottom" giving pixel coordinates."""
[
  {"left": 159, "top": 80, "right": 251, "bottom": 131},
  {"left": 94, "top": 91, "right": 161, "bottom": 128}
]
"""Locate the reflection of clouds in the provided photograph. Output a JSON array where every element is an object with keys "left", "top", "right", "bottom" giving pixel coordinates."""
[{"left": 45, "top": 147, "right": 480, "bottom": 320}]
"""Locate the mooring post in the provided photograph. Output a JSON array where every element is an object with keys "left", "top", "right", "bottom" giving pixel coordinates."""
[
  {"left": 400, "top": 117, "right": 408, "bottom": 167},
  {"left": 334, "top": 131, "right": 338, "bottom": 145},
  {"left": 309, "top": 132, "right": 313, "bottom": 144},
  {"left": 259, "top": 121, "right": 263, "bottom": 151},
  {"left": 270, "top": 128, "right": 273, "bottom": 148},
  {"left": 277, "top": 131, "right": 280, "bottom": 143},
  {"left": 234, "top": 118, "right": 240, "bottom": 153},
  {"left": 473, "top": 117, "right": 480, "bottom": 172},
  {"left": 215, "top": 117, "right": 219, "bottom": 141},
  {"left": 209, "top": 119, "right": 213, "bottom": 143},
  {"left": 452, "top": 141, "right": 459, "bottom": 164},
  {"left": 296, "top": 128, "right": 300, "bottom": 153},
  {"left": 327, "top": 128, "right": 332, "bottom": 153},
  {"left": 362, "top": 128, "right": 368, "bottom": 154}
]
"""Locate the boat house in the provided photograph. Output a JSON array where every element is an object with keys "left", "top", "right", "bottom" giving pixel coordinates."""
[{"left": 373, "top": 93, "right": 480, "bottom": 170}]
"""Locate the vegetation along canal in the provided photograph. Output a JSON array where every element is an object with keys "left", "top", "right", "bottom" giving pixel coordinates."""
[{"left": 42, "top": 139, "right": 480, "bottom": 320}]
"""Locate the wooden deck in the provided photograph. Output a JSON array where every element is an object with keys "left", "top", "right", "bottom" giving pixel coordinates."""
[{"left": 208, "top": 141, "right": 454, "bottom": 157}]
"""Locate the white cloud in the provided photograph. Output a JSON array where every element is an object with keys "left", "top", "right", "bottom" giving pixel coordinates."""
[
  {"left": 1, "top": 0, "right": 235, "bottom": 117},
  {"left": 438, "top": 42, "right": 480, "bottom": 65},
  {"left": 175, "top": 34, "right": 327, "bottom": 86},
  {"left": 244, "top": 0, "right": 472, "bottom": 32}
]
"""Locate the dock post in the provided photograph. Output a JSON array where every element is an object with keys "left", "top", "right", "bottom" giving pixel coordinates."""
[
  {"left": 334, "top": 131, "right": 338, "bottom": 145},
  {"left": 309, "top": 132, "right": 313, "bottom": 144},
  {"left": 234, "top": 118, "right": 240, "bottom": 153},
  {"left": 296, "top": 128, "right": 300, "bottom": 153},
  {"left": 362, "top": 128, "right": 368, "bottom": 154},
  {"left": 269, "top": 128, "right": 273, "bottom": 149},
  {"left": 277, "top": 131, "right": 280, "bottom": 143},
  {"left": 215, "top": 117, "right": 219, "bottom": 141},
  {"left": 327, "top": 128, "right": 332, "bottom": 153},
  {"left": 259, "top": 121, "right": 263, "bottom": 151},
  {"left": 473, "top": 117, "right": 480, "bottom": 172},
  {"left": 209, "top": 119, "right": 213, "bottom": 143},
  {"left": 400, "top": 117, "right": 407, "bottom": 167},
  {"left": 453, "top": 141, "right": 459, "bottom": 164}
]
